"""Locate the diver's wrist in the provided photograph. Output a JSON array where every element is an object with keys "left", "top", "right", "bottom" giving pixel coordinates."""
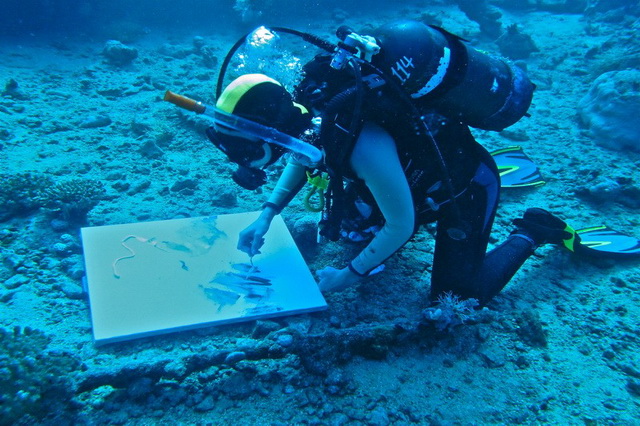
[
  {"left": 260, "top": 203, "right": 279, "bottom": 221},
  {"left": 348, "top": 262, "right": 368, "bottom": 277},
  {"left": 262, "top": 201, "right": 282, "bottom": 214}
]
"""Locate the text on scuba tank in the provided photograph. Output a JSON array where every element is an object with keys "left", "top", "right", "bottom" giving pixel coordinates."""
[{"left": 390, "top": 56, "right": 415, "bottom": 85}]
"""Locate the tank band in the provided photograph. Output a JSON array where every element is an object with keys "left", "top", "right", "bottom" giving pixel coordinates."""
[{"left": 411, "top": 47, "right": 451, "bottom": 98}]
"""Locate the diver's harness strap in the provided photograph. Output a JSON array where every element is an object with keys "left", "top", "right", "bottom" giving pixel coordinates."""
[
  {"left": 317, "top": 71, "right": 386, "bottom": 241},
  {"left": 317, "top": 61, "right": 471, "bottom": 241}
]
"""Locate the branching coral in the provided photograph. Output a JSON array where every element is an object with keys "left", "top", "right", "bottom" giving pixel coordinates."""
[
  {"left": 0, "top": 326, "right": 81, "bottom": 424},
  {"left": 0, "top": 172, "right": 54, "bottom": 222},
  {"left": 38, "top": 178, "right": 105, "bottom": 222},
  {"left": 423, "top": 292, "right": 479, "bottom": 331}
]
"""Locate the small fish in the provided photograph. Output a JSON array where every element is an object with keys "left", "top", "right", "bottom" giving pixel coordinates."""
[{"left": 180, "top": 260, "right": 189, "bottom": 271}]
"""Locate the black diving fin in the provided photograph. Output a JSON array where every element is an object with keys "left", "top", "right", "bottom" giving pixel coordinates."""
[
  {"left": 491, "top": 146, "right": 546, "bottom": 188},
  {"left": 573, "top": 225, "right": 640, "bottom": 258}
]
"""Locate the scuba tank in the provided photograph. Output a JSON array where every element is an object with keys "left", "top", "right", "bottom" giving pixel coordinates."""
[{"left": 370, "top": 21, "right": 535, "bottom": 131}]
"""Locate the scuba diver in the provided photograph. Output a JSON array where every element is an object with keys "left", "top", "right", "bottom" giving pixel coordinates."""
[{"left": 169, "top": 21, "right": 580, "bottom": 306}]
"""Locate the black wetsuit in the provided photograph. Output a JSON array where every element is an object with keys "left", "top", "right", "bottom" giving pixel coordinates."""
[{"left": 286, "top": 22, "right": 536, "bottom": 305}]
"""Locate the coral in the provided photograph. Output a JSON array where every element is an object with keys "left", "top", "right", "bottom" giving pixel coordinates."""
[
  {"left": 2, "top": 78, "right": 29, "bottom": 100},
  {"left": 422, "top": 292, "right": 479, "bottom": 331},
  {"left": 200, "top": 45, "right": 219, "bottom": 69},
  {"left": 102, "top": 40, "right": 138, "bottom": 66},
  {"left": 515, "top": 310, "right": 548, "bottom": 347},
  {"left": 577, "top": 69, "right": 640, "bottom": 152},
  {"left": 38, "top": 178, "right": 105, "bottom": 222},
  {"left": 0, "top": 326, "right": 81, "bottom": 424},
  {"left": 0, "top": 172, "right": 53, "bottom": 222},
  {"left": 496, "top": 24, "right": 539, "bottom": 60}
]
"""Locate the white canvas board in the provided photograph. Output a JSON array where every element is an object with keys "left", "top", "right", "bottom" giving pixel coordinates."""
[{"left": 81, "top": 212, "right": 326, "bottom": 345}]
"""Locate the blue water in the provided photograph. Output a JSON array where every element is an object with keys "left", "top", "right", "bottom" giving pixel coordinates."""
[{"left": 1, "top": 0, "right": 639, "bottom": 424}]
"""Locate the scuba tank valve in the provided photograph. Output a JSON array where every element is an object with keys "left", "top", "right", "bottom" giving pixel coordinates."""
[{"left": 330, "top": 27, "right": 381, "bottom": 70}]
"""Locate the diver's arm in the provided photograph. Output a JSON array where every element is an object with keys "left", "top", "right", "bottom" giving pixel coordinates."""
[
  {"left": 348, "top": 123, "right": 416, "bottom": 276},
  {"left": 265, "top": 158, "right": 308, "bottom": 212},
  {"left": 238, "top": 158, "right": 307, "bottom": 256}
]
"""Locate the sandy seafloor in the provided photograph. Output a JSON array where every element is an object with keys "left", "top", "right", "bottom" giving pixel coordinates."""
[{"left": 1, "top": 1, "right": 640, "bottom": 424}]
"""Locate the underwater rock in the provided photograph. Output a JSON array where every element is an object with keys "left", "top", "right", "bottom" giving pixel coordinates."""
[
  {"left": 127, "top": 377, "right": 155, "bottom": 400},
  {"left": 60, "top": 279, "right": 84, "bottom": 300},
  {"left": 192, "top": 36, "right": 206, "bottom": 51},
  {"left": 585, "top": 0, "right": 640, "bottom": 22},
  {"left": 456, "top": 0, "right": 503, "bottom": 38},
  {"left": 368, "top": 406, "right": 391, "bottom": 426},
  {"left": 500, "top": 128, "right": 530, "bottom": 142},
  {"left": 2, "top": 250, "right": 23, "bottom": 271},
  {"left": 139, "top": 140, "right": 164, "bottom": 158},
  {"left": 577, "top": 69, "right": 640, "bottom": 152},
  {"left": 224, "top": 351, "right": 247, "bottom": 365},
  {"left": 200, "top": 45, "right": 219, "bottom": 69},
  {"left": 4, "top": 273, "right": 29, "bottom": 289},
  {"left": 158, "top": 43, "right": 192, "bottom": 59},
  {"left": 0, "top": 128, "right": 11, "bottom": 141},
  {"left": 627, "top": 379, "right": 640, "bottom": 397},
  {"left": 276, "top": 334, "right": 294, "bottom": 348},
  {"left": 496, "top": 24, "right": 539, "bottom": 60},
  {"left": 213, "top": 189, "right": 237, "bottom": 208},
  {"left": 221, "top": 370, "right": 255, "bottom": 399},
  {"left": 102, "top": 40, "right": 138, "bottom": 66},
  {"left": 61, "top": 255, "right": 85, "bottom": 280},
  {"left": 574, "top": 177, "right": 640, "bottom": 209},
  {"left": 127, "top": 180, "right": 151, "bottom": 196},
  {"left": 515, "top": 310, "right": 548, "bottom": 347},
  {"left": 324, "top": 369, "right": 349, "bottom": 396},
  {"left": 79, "top": 115, "right": 112, "bottom": 129},
  {"left": 252, "top": 320, "right": 282, "bottom": 338},
  {"left": 80, "top": 385, "right": 117, "bottom": 409},
  {"left": 171, "top": 179, "right": 198, "bottom": 194},
  {"left": 1, "top": 78, "right": 29, "bottom": 100},
  {"left": 478, "top": 347, "right": 507, "bottom": 368},
  {"left": 194, "top": 395, "right": 216, "bottom": 412}
]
